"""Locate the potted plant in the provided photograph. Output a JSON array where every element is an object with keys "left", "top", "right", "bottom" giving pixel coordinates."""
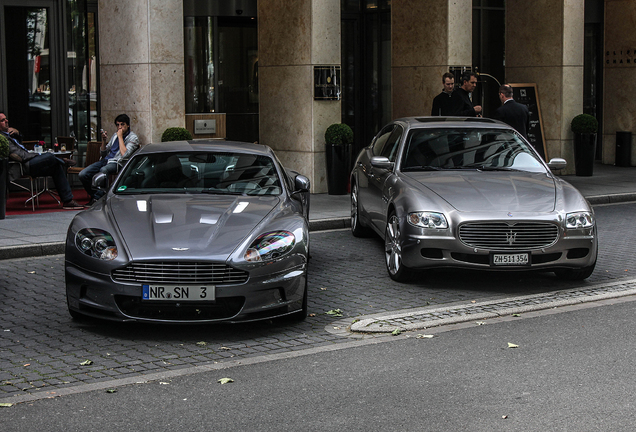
[
  {"left": 325, "top": 123, "right": 353, "bottom": 195},
  {"left": 0, "top": 134, "right": 10, "bottom": 219},
  {"left": 161, "top": 127, "right": 193, "bottom": 142},
  {"left": 571, "top": 114, "right": 598, "bottom": 176}
]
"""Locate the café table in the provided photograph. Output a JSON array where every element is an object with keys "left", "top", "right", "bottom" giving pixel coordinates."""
[{"left": 29, "top": 150, "right": 74, "bottom": 204}]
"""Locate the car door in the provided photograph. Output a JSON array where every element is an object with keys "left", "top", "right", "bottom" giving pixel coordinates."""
[
  {"left": 356, "top": 124, "right": 394, "bottom": 224},
  {"left": 368, "top": 125, "right": 404, "bottom": 232}
]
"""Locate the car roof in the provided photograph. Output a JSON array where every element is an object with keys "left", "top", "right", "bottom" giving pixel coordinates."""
[
  {"left": 393, "top": 116, "right": 513, "bottom": 130},
  {"left": 136, "top": 140, "right": 275, "bottom": 157}
]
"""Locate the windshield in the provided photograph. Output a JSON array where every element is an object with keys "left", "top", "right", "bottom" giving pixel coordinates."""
[
  {"left": 400, "top": 128, "right": 546, "bottom": 173},
  {"left": 114, "top": 152, "right": 283, "bottom": 196}
]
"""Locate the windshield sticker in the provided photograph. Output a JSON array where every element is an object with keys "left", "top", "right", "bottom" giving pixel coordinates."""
[{"left": 117, "top": 186, "right": 127, "bottom": 191}]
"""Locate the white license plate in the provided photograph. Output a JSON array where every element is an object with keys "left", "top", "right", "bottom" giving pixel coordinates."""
[
  {"left": 142, "top": 285, "right": 215, "bottom": 301},
  {"left": 492, "top": 253, "right": 530, "bottom": 266}
]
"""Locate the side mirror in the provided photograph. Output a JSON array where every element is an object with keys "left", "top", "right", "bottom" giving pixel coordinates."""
[
  {"left": 294, "top": 174, "right": 310, "bottom": 193},
  {"left": 547, "top": 158, "right": 567, "bottom": 171},
  {"left": 92, "top": 172, "right": 109, "bottom": 191},
  {"left": 370, "top": 156, "right": 394, "bottom": 169}
]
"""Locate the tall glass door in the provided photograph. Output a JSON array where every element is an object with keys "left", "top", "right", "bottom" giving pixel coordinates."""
[{"left": 4, "top": 6, "right": 53, "bottom": 143}]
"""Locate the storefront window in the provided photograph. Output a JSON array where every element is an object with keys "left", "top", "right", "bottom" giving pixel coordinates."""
[
  {"left": 184, "top": 16, "right": 215, "bottom": 113},
  {"left": 67, "top": 0, "right": 98, "bottom": 144}
]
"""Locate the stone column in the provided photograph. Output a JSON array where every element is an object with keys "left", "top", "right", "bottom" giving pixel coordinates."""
[
  {"left": 506, "top": 0, "right": 584, "bottom": 173},
  {"left": 98, "top": 0, "right": 185, "bottom": 145},
  {"left": 259, "top": 0, "right": 341, "bottom": 193},
  {"left": 392, "top": 0, "right": 472, "bottom": 119},
  {"left": 604, "top": 0, "right": 636, "bottom": 165}
]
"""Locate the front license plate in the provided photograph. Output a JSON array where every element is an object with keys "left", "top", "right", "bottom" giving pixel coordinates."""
[
  {"left": 491, "top": 252, "right": 530, "bottom": 266},
  {"left": 142, "top": 285, "right": 215, "bottom": 301}
]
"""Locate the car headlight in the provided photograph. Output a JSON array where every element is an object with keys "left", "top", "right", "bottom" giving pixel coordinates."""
[
  {"left": 408, "top": 212, "right": 448, "bottom": 229},
  {"left": 565, "top": 212, "right": 594, "bottom": 229},
  {"left": 244, "top": 231, "right": 295, "bottom": 262},
  {"left": 75, "top": 228, "right": 118, "bottom": 260}
]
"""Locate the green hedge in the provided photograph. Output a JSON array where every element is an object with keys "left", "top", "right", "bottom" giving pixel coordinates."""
[
  {"left": 325, "top": 123, "right": 353, "bottom": 146},
  {"left": 570, "top": 114, "right": 598, "bottom": 134},
  {"left": 161, "top": 127, "right": 193, "bottom": 142}
]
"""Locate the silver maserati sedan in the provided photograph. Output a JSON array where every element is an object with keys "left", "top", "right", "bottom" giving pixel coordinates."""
[
  {"left": 350, "top": 117, "right": 597, "bottom": 282},
  {"left": 65, "top": 140, "right": 310, "bottom": 323}
]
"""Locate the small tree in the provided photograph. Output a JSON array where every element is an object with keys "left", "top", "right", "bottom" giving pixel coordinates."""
[
  {"left": 0, "top": 134, "right": 10, "bottom": 159},
  {"left": 161, "top": 127, "right": 193, "bottom": 142},
  {"left": 325, "top": 123, "right": 353, "bottom": 146}
]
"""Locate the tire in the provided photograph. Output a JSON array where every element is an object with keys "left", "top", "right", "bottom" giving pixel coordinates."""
[
  {"left": 351, "top": 182, "right": 372, "bottom": 237},
  {"left": 385, "top": 211, "right": 416, "bottom": 283},
  {"left": 554, "top": 261, "right": 596, "bottom": 280},
  {"left": 554, "top": 249, "right": 597, "bottom": 281}
]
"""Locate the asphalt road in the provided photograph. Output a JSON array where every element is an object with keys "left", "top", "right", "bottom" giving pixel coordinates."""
[
  {"left": 1, "top": 202, "right": 635, "bottom": 403},
  {"left": 3, "top": 295, "right": 636, "bottom": 431}
]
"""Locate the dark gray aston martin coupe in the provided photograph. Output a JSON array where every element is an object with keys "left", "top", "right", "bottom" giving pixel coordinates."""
[
  {"left": 65, "top": 140, "right": 310, "bottom": 323},
  {"left": 351, "top": 117, "right": 597, "bottom": 282}
]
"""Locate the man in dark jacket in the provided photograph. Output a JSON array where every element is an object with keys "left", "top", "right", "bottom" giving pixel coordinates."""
[
  {"left": 453, "top": 72, "right": 482, "bottom": 117},
  {"left": 0, "top": 111, "right": 82, "bottom": 209},
  {"left": 431, "top": 72, "right": 457, "bottom": 116},
  {"left": 492, "top": 84, "right": 530, "bottom": 139}
]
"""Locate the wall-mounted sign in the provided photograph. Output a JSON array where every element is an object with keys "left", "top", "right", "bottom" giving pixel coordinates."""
[
  {"left": 314, "top": 66, "right": 341, "bottom": 100},
  {"left": 509, "top": 83, "right": 547, "bottom": 160},
  {"left": 194, "top": 119, "right": 216, "bottom": 134}
]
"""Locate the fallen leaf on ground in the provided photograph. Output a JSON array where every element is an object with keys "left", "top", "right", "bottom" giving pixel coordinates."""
[
  {"left": 159, "top": 382, "right": 170, "bottom": 385},
  {"left": 308, "top": 313, "right": 316, "bottom": 317},
  {"left": 512, "top": 314, "right": 521, "bottom": 317},
  {"left": 502, "top": 415, "right": 508, "bottom": 419},
  {"left": 326, "top": 309, "right": 343, "bottom": 317},
  {"left": 320, "top": 288, "right": 327, "bottom": 291},
  {"left": 218, "top": 378, "right": 234, "bottom": 385},
  {"left": 196, "top": 341, "right": 207, "bottom": 346},
  {"left": 105, "top": 389, "right": 117, "bottom": 394},
  {"left": 416, "top": 334, "right": 434, "bottom": 339},
  {"left": 28, "top": 271, "right": 36, "bottom": 274},
  {"left": 219, "top": 347, "right": 231, "bottom": 351},
  {"left": 507, "top": 343, "right": 519, "bottom": 348},
  {"left": 475, "top": 321, "right": 486, "bottom": 326},
  {"left": 80, "top": 360, "right": 93, "bottom": 366},
  {"left": 391, "top": 329, "right": 402, "bottom": 336},
  {"left": 23, "top": 364, "right": 30, "bottom": 367},
  {"left": 471, "top": 300, "right": 476, "bottom": 303},
  {"left": 0, "top": 403, "right": 13, "bottom": 407}
]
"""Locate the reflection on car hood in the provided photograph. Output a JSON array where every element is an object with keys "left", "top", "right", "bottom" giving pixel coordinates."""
[
  {"left": 406, "top": 171, "right": 556, "bottom": 212},
  {"left": 109, "top": 194, "right": 279, "bottom": 259}
]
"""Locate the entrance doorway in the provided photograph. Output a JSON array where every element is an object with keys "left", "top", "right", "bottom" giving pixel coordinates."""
[{"left": 3, "top": 5, "right": 57, "bottom": 143}]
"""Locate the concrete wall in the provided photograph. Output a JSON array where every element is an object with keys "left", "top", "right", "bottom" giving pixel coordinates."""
[
  {"left": 505, "top": 0, "right": 585, "bottom": 173},
  {"left": 258, "top": 0, "right": 341, "bottom": 193},
  {"left": 98, "top": 0, "right": 185, "bottom": 145},
  {"left": 391, "top": 0, "right": 472, "bottom": 119},
  {"left": 604, "top": 0, "right": 636, "bottom": 165}
]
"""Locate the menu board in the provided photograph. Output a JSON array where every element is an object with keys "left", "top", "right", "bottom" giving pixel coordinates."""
[{"left": 509, "top": 83, "right": 547, "bottom": 160}]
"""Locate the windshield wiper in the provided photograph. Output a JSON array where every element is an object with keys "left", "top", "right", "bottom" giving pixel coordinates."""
[
  {"left": 475, "top": 166, "right": 520, "bottom": 172},
  {"left": 201, "top": 188, "right": 245, "bottom": 195},
  {"left": 401, "top": 165, "right": 442, "bottom": 172}
]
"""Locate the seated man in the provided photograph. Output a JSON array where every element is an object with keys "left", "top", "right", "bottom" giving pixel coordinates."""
[
  {"left": 79, "top": 113, "right": 140, "bottom": 206},
  {"left": 0, "top": 111, "right": 83, "bottom": 209}
]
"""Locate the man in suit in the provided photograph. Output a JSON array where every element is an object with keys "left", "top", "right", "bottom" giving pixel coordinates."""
[
  {"left": 492, "top": 84, "right": 530, "bottom": 139},
  {"left": 0, "top": 111, "right": 83, "bottom": 209},
  {"left": 453, "top": 72, "right": 482, "bottom": 117},
  {"left": 431, "top": 72, "right": 457, "bottom": 116}
]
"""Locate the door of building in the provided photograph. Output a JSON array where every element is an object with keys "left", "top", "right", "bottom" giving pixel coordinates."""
[{"left": 1, "top": 2, "right": 64, "bottom": 145}]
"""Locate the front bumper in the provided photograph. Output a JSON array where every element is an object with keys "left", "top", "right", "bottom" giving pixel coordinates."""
[{"left": 65, "top": 258, "right": 307, "bottom": 323}]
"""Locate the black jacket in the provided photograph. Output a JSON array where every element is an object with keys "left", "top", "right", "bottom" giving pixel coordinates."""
[{"left": 493, "top": 99, "right": 530, "bottom": 139}]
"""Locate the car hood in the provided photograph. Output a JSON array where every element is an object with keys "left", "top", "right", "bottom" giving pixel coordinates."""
[
  {"left": 108, "top": 194, "right": 279, "bottom": 259},
  {"left": 405, "top": 171, "right": 556, "bottom": 212}
]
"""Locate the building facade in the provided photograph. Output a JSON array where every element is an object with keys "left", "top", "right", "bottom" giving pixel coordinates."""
[{"left": 0, "top": 0, "right": 632, "bottom": 192}]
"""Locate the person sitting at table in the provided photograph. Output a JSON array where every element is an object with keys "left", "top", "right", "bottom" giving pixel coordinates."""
[
  {"left": 0, "top": 111, "right": 83, "bottom": 210},
  {"left": 79, "top": 113, "right": 140, "bottom": 206}
]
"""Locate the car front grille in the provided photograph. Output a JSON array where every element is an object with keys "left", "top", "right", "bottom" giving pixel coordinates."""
[
  {"left": 112, "top": 261, "right": 249, "bottom": 285},
  {"left": 458, "top": 222, "right": 559, "bottom": 250}
]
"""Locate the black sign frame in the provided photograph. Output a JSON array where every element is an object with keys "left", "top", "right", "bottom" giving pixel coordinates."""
[
  {"left": 314, "top": 66, "right": 341, "bottom": 101},
  {"left": 509, "top": 83, "right": 547, "bottom": 160}
]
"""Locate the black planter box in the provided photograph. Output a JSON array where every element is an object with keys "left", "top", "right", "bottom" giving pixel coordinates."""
[
  {"left": 326, "top": 143, "right": 350, "bottom": 195},
  {"left": 573, "top": 133, "right": 596, "bottom": 176}
]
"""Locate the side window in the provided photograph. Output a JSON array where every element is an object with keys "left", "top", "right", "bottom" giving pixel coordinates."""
[
  {"left": 380, "top": 126, "right": 404, "bottom": 162},
  {"left": 372, "top": 125, "right": 395, "bottom": 155}
]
